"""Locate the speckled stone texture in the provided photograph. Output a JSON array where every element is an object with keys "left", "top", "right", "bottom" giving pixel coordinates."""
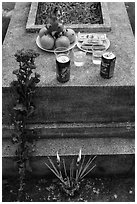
[
  {"left": 2, "top": 2, "right": 135, "bottom": 175},
  {"left": 2, "top": 2, "right": 134, "bottom": 87}
]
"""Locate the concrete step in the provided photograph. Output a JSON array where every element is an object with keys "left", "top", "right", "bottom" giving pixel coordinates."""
[
  {"left": 3, "top": 136, "right": 135, "bottom": 177},
  {"left": 3, "top": 137, "right": 135, "bottom": 157},
  {"left": 2, "top": 121, "right": 135, "bottom": 176},
  {"left": 2, "top": 121, "right": 135, "bottom": 139}
]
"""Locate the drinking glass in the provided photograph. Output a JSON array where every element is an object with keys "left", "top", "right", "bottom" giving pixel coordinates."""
[
  {"left": 73, "top": 50, "right": 87, "bottom": 67},
  {"left": 92, "top": 45, "right": 106, "bottom": 65}
]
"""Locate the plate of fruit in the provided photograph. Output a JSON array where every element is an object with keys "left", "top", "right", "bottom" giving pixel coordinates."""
[
  {"left": 36, "top": 9, "right": 77, "bottom": 52},
  {"left": 36, "top": 28, "right": 77, "bottom": 52},
  {"left": 77, "top": 32, "right": 110, "bottom": 53}
]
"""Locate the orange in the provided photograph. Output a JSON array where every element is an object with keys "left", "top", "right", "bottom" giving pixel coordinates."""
[
  {"left": 55, "top": 36, "right": 70, "bottom": 48},
  {"left": 40, "top": 34, "right": 54, "bottom": 50},
  {"left": 64, "top": 28, "right": 76, "bottom": 44},
  {"left": 39, "top": 27, "right": 48, "bottom": 38}
]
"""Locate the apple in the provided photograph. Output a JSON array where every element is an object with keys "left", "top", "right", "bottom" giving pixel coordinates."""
[
  {"left": 40, "top": 34, "right": 54, "bottom": 50},
  {"left": 39, "top": 27, "right": 48, "bottom": 38},
  {"left": 55, "top": 36, "right": 70, "bottom": 48},
  {"left": 64, "top": 28, "right": 76, "bottom": 44}
]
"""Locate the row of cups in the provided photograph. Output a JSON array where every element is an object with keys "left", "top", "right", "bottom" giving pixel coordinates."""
[
  {"left": 54, "top": 46, "right": 106, "bottom": 83},
  {"left": 55, "top": 46, "right": 105, "bottom": 66}
]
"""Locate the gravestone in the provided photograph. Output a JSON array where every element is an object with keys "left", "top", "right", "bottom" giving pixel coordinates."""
[{"left": 2, "top": 2, "right": 135, "bottom": 176}]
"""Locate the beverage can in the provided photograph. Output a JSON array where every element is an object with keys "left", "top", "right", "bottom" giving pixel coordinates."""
[
  {"left": 56, "top": 54, "right": 70, "bottom": 83},
  {"left": 100, "top": 52, "right": 116, "bottom": 79}
]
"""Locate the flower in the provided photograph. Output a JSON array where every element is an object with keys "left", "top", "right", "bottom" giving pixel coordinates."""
[
  {"left": 57, "top": 151, "right": 61, "bottom": 163},
  {"left": 77, "top": 149, "right": 82, "bottom": 164}
]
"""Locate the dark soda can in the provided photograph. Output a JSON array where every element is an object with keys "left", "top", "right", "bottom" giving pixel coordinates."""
[
  {"left": 56, "top": 54, "right": 70, "bottom": 83},
  {"left": 100, "top": 52, "right": 116, "bottom": 79}
]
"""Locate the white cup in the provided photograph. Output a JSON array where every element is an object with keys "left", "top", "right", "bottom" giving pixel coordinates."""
[
  {"left": 73, "top": 50, "right": 87, "bottom": 67},
  {"left": 92, "top": 46, "right": 106, "bottom": 65}
]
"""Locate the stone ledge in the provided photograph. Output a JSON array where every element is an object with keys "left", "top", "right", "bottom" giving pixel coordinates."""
[
  {"left": 2, "top": 137, "right": 135, "bottom": 176},
  {"left": 2, "top": 122, "right": 135, "bottom": 139},
  {"left": 26, "top": 2, "right": 111, "bottom": 32},
  {"left": 3, "top": 137, "right": 135, "bottom": 157}
]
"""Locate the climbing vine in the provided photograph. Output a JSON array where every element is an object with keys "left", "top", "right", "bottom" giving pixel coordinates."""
[{"left": 11, "top": 49, "right": 40, "bottom": 201}]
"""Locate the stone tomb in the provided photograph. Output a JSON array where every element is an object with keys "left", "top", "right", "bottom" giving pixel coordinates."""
[{"left": 2, "top": 2, "right": 135, "bottom": 176}]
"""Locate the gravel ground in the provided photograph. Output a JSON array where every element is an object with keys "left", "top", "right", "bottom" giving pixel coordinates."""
[{"left": 2, "top": 175, "right": 135, "bottom": 202}]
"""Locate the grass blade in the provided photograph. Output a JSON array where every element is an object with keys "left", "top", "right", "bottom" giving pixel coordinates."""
[
  {"left": 80, "top": 155, "right": 97, "bottom": 178},
  {"left": 80, "top": 164, "right": 96, "bottom": 179},
  {"left": 62, "top": 159, "right": 71, "bottom": 187},
  {"left": 69, "top": 160, "right": 72, "bottom": 187},
  {"left": 70, "top": 159, "right": 74, "bottom": 183},
  {"left": 47, "top": 156, "right": 64, "bottom": 181},
  {"left": 76, "top": 155, "right": 85, "bottom": 181},
  {"left": 63, "top": 158, "right": 68, "bottom": 178},
  {"left": 47, "top": 156, "right": 59, "bottom": 175},
  {"left": 45, "top": 162, "right": 65, "bottom": 184},
  {"left": 58, "top": 165, "right": 63, "bottom": 181},
  {"left": 79, "top": 157, "right": 92, "bottom": 178},
  {"left": 71, "top": 159, "right": 74, "bottom": 180}
]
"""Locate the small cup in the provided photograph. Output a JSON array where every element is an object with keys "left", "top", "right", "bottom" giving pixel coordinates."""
[
  {"left": 54, "top": 47, "right": 70, "bottom": 57},
  {"left": 92, "top": 46, "right": 106, "bottom": 65},
  {"left": 73, "top": 50, "right": 87, "bottom": 67}
]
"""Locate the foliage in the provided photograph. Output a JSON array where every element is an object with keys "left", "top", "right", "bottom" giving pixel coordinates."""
[
  {"left": 45, "top": 150, "right": 97, "bottom": 197},
  {"left": 11, "top": 48, "right": 40, "bottom": 201}
]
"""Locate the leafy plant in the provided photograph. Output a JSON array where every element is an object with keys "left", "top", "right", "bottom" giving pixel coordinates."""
[
  {"left": 45, "top": 150, "right": 97, "bottom": 197},
  {"left": 11, "top": 49, "right": 40, "bottom": 201}
]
